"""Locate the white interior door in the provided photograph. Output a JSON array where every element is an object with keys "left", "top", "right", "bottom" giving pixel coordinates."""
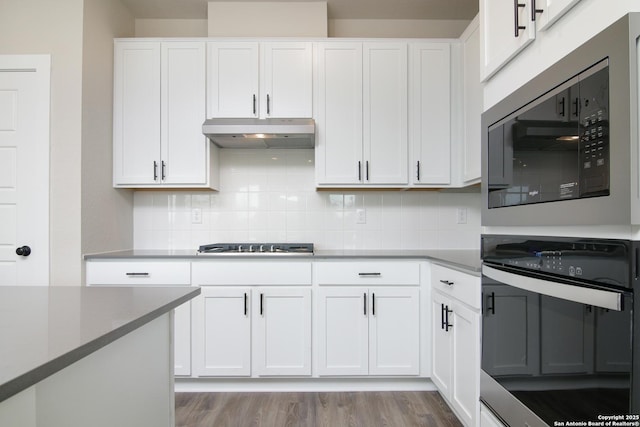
[{"left": 0, "top": 56, "right": 50, "bottom": 285}]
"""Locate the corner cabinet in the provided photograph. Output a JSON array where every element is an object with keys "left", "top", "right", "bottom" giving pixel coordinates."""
[
  {"left": 431, "top": 263, "right": 481, "bottom": 427},
  {"left": 315, "top": 42, "right": 408, "bottom": 187},
  {"left": 113, "top": 40, "right": 219, "bottom": 189},
  {"left": 207, "top": 41, "right": 313, "bottom": 119}
]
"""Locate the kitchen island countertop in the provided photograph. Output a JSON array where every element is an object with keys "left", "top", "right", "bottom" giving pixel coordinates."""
[
  {"left": 84, "top": 248, "right": 481, "bottom": 274},
  {"left": 0, "top": 285, "right": 200, "bottom": 403}
]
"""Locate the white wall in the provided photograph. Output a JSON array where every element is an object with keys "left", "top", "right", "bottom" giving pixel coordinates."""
[
  {"left": 484, "top": 0, "right": 640, "bottom": 109},
  {"left": 329, "top": 19, "right": 470, "bottom": 38},
  {"left": 81, "top": 0, "right": 135, "bottom": 267},
  {"left": 135, "top": 19, "right": 207, "bottom": 37},
  {"left": 134, "top": 150, "right": 481, "bottom": 250}
]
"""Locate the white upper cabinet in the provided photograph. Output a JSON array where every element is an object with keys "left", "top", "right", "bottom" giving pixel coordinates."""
[
  {"left": 480, "top": 0, "right": 536, "bottom": 81},
  {"left": 207, "top": 42, "right": 259, "bottom": 118},
  {"left": 207, "top": 41, "right": 312, "bottom": 119},
  {"left": 113, "top": 41, "right": 160, "bottom": 186},
  {"left": 536, "top": 0, "right": 582, "bottom": 31},
  {"left": 461, "top": 17, "right": 482, "bottom": 184},
  {"left": 409, "top": 43, "right": 451, "bottom": 186},
  {"left": 315, "top": 42, "right": 364, "bottom": 185},
  {"left": 261, "top": 42, "right": 313, "bottom": 118},
  {"left": 363, "top": 43, "right": 408, "bottom": 185},
  {"left": 315, "top": 42, "right": 408, "bottom": 187},
  {"left": 113, "top": 41, "right": 218, "bottom": 189}
]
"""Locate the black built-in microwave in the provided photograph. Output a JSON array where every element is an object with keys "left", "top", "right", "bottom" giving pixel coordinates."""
[{"left": 487, "top": 59, "right": 609, "bottom": 209}]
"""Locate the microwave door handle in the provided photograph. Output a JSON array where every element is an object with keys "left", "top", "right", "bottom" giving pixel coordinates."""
[{"left": 482, "top": 265, "right": 622, "bottom": 311}]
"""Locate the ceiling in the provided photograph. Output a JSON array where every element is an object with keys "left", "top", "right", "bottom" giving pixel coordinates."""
[{"left": 119, "top": 0, "right": 479, "bottom": 21}]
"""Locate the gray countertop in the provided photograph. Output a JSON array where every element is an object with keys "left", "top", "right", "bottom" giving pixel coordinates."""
[
  {"left": 84, "top": 248, "right": 481, "bottom": 274},
  {"left": 0, "top": 286, "right": 200, "bottom": 403}
]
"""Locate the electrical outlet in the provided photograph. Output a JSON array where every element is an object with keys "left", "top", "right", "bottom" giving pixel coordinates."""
[
  {"left": 456, "top": 208, "right": 467, "bottom": 224},
  {"left": 191, "top": 208, "right": 202, "bottom": 224},
  {"left": 356, "top": 208, "right": 366, "bottom": 224}
]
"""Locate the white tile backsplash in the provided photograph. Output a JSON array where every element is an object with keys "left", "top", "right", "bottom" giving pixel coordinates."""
[{"left": 133, "top": 149, "right": 481, "bottom": 250}]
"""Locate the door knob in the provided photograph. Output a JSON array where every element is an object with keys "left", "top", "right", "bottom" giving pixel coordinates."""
[{"left": 16, "top": 246, "right": 31, "bottom": 256}]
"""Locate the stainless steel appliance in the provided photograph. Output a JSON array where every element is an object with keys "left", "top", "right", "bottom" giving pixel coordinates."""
[
  {"left": 202, "top": 118, "right": 315, "bottom": 148},
  {"left": 196, "top": 242, "right": 314, "bottom": 256},
  {"left": 481, "top": 234, "right": 639, "bottom": 426},
  {"left": 481, "top": 13, "right": 640, "bottom": 227}
]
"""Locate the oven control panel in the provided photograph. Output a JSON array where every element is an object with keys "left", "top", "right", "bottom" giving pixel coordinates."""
[{"left": 481, "top": 235, "right": 632, "bottom": 288}]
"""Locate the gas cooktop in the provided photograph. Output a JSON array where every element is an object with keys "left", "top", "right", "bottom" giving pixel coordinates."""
[{"left": 196, "top": 243, "right": 314, "bottom": 256}]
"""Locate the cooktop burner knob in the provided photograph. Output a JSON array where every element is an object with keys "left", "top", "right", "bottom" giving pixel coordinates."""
[
  {"left": 259, "top": 245, "right": 265, "bottom": 252},
  {"left": 270, "top": 245, "right": 275, "bottom": 252},
  {"left": 238, "top": 245, "right": 243, "bottom": 252}
]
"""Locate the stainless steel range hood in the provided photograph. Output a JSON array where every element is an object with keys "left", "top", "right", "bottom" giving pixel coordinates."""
[{"left": 202, "top": 118, "right": 315, "bottom": 148}]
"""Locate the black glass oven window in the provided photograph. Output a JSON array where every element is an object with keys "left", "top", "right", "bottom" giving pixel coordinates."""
[
  {"left": 488, "top": 65, "right": 609, "bottom": 209},
  {"left": 481, "top": 279, "right": 631, "bottom": 424}
]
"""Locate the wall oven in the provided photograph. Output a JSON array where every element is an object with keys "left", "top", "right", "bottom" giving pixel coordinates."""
[
  {"left": 481, "top": 235, "right": 640, "bottom": 426},
  {"left": 481, "top": 14, "right": 640, "bottom": 227}
]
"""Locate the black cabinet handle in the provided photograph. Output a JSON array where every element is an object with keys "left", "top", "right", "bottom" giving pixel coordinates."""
[
  {"left": 366, "top": 161, "right": 370, "bottom": 181},
  {"left": 573, "top": 98, "right": 580, "bottom": 117},
  {"left": 531, "top": 0, "right": 544, "bottom": 21},
  {"left": 487, "top": 292, "right": 496, "bottom": 315},
  {"left": 260, "top": 293, "right": 264, "bottom": 316},
  {"left": 358, "top": 161, "right": 362, "bottom": 181},
  {"left": 372, "top": 293, "right": 376, "bottom": 316},
  {"left": 558, "top": 97, "right": 566, "bottom": 117},
  {"left": 267, "top": 94, "right": 270, "bottom": 115},
  {"left": 244, "top": 292, "right": 248, "bottom": 316},
  {"left": 252, "top": 94, "right": 256, "bottom": 116},
  {"left": 126, "top": 272, "right": 149, "bottom": 277},
  {"left": 153, "top": 161, "right": 158, "bottom": 181},
  {"left": 416, "top": 161, "right": 421, "bottom": 181},
  {"left": 161, "top": 161, "right": 166, "bottom": 180},
  {"left": 359, "top": 272, "right": 381, "bottom": 277},
  {"left": 364, "top": 293, "right": 367, "bottom": 316},
  {"left": 16, "top": 246, "right": 31, "bottom": 257},
  {"left": 439, "top": 279, "right": 454, "bottom": 286},
  {"left": 445, "top": 305, "right": 453, "bottom": 332},
  {"left": 514, "top": 0, "right": 526, "bottom": 37}
]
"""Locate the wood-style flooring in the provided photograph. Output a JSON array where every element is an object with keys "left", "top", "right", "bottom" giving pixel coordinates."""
[{"left": 175, "top": 391, "right": 462, "bottom": 427}]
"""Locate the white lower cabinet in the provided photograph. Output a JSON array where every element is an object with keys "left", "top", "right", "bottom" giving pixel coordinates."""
[
  {"left": 191, "top": 261, "right": 313, "bottom": 378},
  {"left": 432, "top": 265, "right": 481, "bottom": 427},
  {"left": 317, "top": 287, "right": 420, "bottom": 376},
  {"left": 192, "top": 286, "right": 312, "bottom": 377}
]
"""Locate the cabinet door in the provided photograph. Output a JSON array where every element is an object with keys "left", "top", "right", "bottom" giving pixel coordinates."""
[
  {"left": 480, "top": 0, "right": 536, "bottom": 80},
  {"left": 540, "top": 295, "right": 594, "bottom": 374},
  {"left": 315, "top": 42, "right": 363, "bottom": 185},
  {"left": 595, "top": 307, "right": 632, "bottom": 373},
  {"left": 536, "top": 0, "right": 582, "bottom": 31},
  {"left": 482, "top": 284, "right": 540, "bottom": 376},
  {"left": 363, "top": 43, "right": 408, "bottom": 185},
  {"left": 113, "top": 41, "right": 160, "bottom": 185},
  {"left": 451, "top": 301, "right": 480, "bottom": 427},
  {"left": 262, "top": 42, "right": 313, "bottom": 118},
  {"left": 369, "top": 287, "right": 420, "bottom": 375},
  {"left": 462, "top": 19, "right": 482, "bottom": 184},
  {"left": 431, "top": 291, "right": 453, "bottom": 397},
  {"left": 409, "top": 43, "right": 451, "bottom": 185},
  {"left": 254, "top": 288, "right": 312, "bottom": 376},
  {"left": 161, "top": 42, "right": 208, "bottom": 185},
  {"left": 207, "top": 42, "right": 259, "bottom": 118},
  {"left": 173, "top": 301, "right": 191, "bottom": 376},
  {"left": 192, "top": 287, "right": 251, "bottom": 377},
  {"left": 317, "top": 287, "right": 369, "bottom": 376}
]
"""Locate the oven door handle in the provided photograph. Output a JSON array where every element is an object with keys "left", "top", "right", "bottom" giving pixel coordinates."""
[{"left": 482, "top": 265, "right": 623, "bottom": 311}]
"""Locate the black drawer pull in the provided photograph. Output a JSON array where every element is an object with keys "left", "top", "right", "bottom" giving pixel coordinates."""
[
  {"left": 126, "top": 272, "right": 149, "bottom": 277},
  {"left": 359, "top": 272, "right": 381, "bottom": 277},
  {"left": 439, "top": 279, "right": 454, "bottom": 286}
]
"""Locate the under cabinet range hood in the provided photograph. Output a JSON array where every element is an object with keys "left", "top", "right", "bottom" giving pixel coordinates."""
[{"left": 202, "top": 118, "right": 315, "bottom": 148}]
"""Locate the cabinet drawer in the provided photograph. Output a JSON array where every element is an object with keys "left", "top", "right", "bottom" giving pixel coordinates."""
[
  {"left": 86, "top": 261, "right": 191, "bottom": 285},
  {"left": 431, "top": 263, "right": 480, "bottom": 309},
  {"left": 192, "top": 261, "right": 312, "bottom": 285},
  {"left": 314, "top": 261, "right": 420, "bottom": 285}
]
